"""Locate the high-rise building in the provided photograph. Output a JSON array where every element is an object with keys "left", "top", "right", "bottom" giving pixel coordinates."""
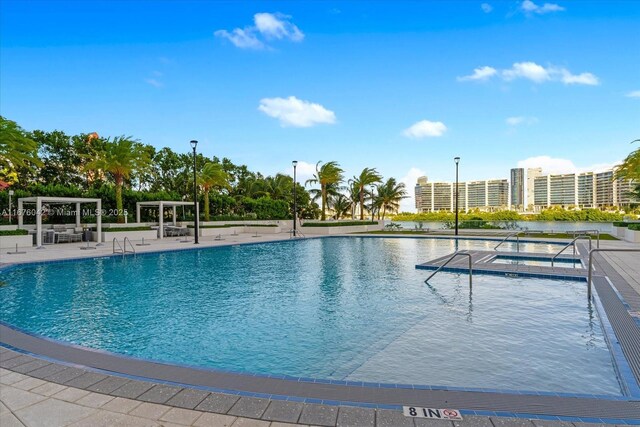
[
  {"left": 526, "top": 168, "right": 543, "bottom": 210},
  {"left": 510, "top": 168, "right": 524, "bottom": 211},
  {"left": 414, "top": 177, "right": 509, "bottom": 212}
]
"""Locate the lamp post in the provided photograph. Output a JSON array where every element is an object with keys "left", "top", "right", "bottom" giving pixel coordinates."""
[
  {"left": 454, "top": 157, "right": 460, "bottom": 236},
  {"left": 292, "top": 160, "right": 298, "bottom": 237},
  {"left": 8, "top": 190, "right": 14, "bottom": 224},
  {"left": 370, "top": 184, "right": 375, "bottom": 222},
  {"left": 190, "top": 140, "right": 199, "bottom": 244}
]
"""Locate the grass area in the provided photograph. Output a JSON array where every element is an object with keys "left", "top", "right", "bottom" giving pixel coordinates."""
[
  {"left": 303, "top": 221, "right": 378, "bottom": 227},
  {"left": 353, "top": 230, "right": 619, "bottom": 240}
]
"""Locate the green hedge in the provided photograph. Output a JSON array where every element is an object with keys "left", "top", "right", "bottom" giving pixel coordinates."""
[
  {"left": 629, "top": 224, "right": 640, "bottom": 231},
  {"left": 613, "top": 222, "right": 629, "bottom": 227},
  {"left": 0, "top": 229, "right": 29, "bottom": 236},
  {"left": 245, "top": 224, "right": 278, "bottom": 227},
  {"left": 187, "top": 224, "right": 238, "bottom": 229},
  {"left": 103, "top": 227, "right": 153, "bottom": 232},
  {"left": 303, "top": 221, "right": 378, "bottom": 227}
]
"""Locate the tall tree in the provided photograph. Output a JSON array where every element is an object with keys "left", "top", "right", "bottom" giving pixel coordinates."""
[
  {"left": 0, "top": 116, "right": 42, "bottom": 185},
  {"left": 199, "top": 162, "right": 230, "bottom": 221},
  {"left": 352, "top": 167, "right": 382, "bottom": 220},
  {"left": 85, "top": 136, "right": 151, "bottom": 223},
  {"left": 305, "top": 161, "right": 344, "bottom": 220},
  {"left": 332, "top": 194, "right": 352, "bottom": 220},
  {"left": 376, "top": 178, "right": 407, "bottom": 219}
]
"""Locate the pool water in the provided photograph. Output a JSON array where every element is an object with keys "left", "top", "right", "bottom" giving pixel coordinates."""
[
  {"left": 491, "top": 256, "right": 583, "bottom": 268},
  {"left": 0, "top": 237, "right": 621, "bottom": 395}
]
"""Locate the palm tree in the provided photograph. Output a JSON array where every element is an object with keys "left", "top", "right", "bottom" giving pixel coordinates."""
[
  {"left": 376, "top": 178, "right": 407, "bottom": 219},
  {"left": 615, "top": 139, "right": 640, "bottom": 181},
  {"left": 0, "top": 116, "right": 42, "bottom": 183},
  {"left": 200, "top": 162, "right": 230, "bottom": 221},
  {"left": 346, "top": 179, "right": 360, "bottom": 219},
  {"left": 332, "top": 194, "right": 352, "bottom": 220},
  {"left": 352, "top": 167, "right": 382, "bottom": 220},
  {"left": 85, "top": 136, "right": 150, "bottom": 223},
  {"left": 305, "top": 161, "right": 344, "bottom": 220}
]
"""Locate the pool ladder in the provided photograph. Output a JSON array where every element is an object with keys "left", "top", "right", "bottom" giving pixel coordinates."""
[
  {"left": 113, "top": 237, "right": 136, "bottom": 256},
  {"left": 424, "top": 251, "right": 472, "bottom": 287},
  {"left": 494, "top": 232, "right": 520, "bottom": 252},
  {"left": 550, "top": 235, "right": 591, "bottom": 267}
]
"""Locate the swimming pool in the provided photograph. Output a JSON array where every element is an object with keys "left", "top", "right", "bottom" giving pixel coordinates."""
[{"left": 0, "top": 237, "right": 621, "bottom": 396}]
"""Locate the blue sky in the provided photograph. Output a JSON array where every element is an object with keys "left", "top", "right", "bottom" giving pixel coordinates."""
[{"left": 1, "top": 0, "right": 639, "bottom": 211}]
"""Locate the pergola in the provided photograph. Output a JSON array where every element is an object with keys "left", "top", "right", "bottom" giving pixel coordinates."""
[
  {"left": 135, "top": 201, "right": 196, "bottom": 240},
  {"left": 17, "top": 196, "right": 103, "bottom": 248}
]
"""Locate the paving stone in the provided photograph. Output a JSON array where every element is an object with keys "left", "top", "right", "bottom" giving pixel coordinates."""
[
  {"left": 45, "top": 367, "right": 87, "bottom": 384},
  {"left": 110, "top": 381, "right": 155, "bottom": 399},
  {"left": 10, "top": 359, "right": 51, "bottom": 374},
  {"left": 100, "top": 396, "right": 141, "bottom": 414},
  {"left": 66, "top": 410, "right": 159, "bottom": 427},
  {"left": 0, "top": 386, "right": 47, "bottom": 411},
  {"left": 86, "top": 376, "right": 130, "bottom": 394},
  {"left": 0, "top": 351, "right": 22, "bottom": 362},
  {"left": 75, "top": 392, "right": 115, "bottom": 408},
  {"left": 261, "top": 400, "right": 304, "bottom": 423},
  {"left": 165, "top": 388, "right": 210, "bottom": 409},
  {"left": 52, "top": 387, "right": 91, "bottom": 402},
  {"left": 64, "top": 372, "right": 109, "bottom": 389},
  {"left": 193, "top": 412, "right": 237, "bottom": 427},
  {"left": 298, "top": 403, "right": 339, "bottom": 427},
  {"left": 15, "top": 397, "right": 96, "bottom": 427},
  {"left": 1, "top": 355, "right": 36, "bottom": 369},
  {"left": 532, "top": 421, "right": 574, "bottom": 427},
  {"left": 0, "top": 412, "right": 24, "bottom": 427},
  {"left": 195, "top": 392, "right": 240, "bottom": 413},
  {"left": 30, "top": 382, "right": 67, "bottom": 397},
  {"left": 270, "top": 422, "right": 309, "bottom": 427},
  {"left": 129, "top": 401, "right": 171, "bottom": 419},
  {"left": 490, "top": 418, "right": 535, "bottom": 427},
  {"left": 137, "top": 384, "right": 183, "bottom": 404},
  {"left": 159, "top": 407, "right": 202, "bottom": 425},
  {"left": 227, "top": 397, "right": 270, "bottom": 419},
  {"left": 336, "top": 406, "right": 375, "bottom": 427},
  {"left": 572, "top": 424, "right": 608, "bottom": 427},
  {"left": 375, "top": 409, "right": 413, "bottom": 427},
  {"left": 0, "top": 401, "right": 8, "bottom": 415},
  {"left": 230, "top": 418, "right": 271, "bottom": 427},
  {"left": 454, "top": 415, "right": 494, "bottom": 427},
  {"left": 0, "top": 371, "right": 28, "bottom": 385},
  {"left": 27, "top": 363, "right": 68, "bottom": 379},
  {"left": 11, "top": 376, "right": 46, "bottom": 391},
  {"left": 414, "top": 418, "right": 455, "bottom": 427}
]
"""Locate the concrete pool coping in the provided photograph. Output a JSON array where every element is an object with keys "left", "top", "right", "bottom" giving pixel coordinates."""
[{"left": 1, "top": 234, "right": 640, "bottom": 425}]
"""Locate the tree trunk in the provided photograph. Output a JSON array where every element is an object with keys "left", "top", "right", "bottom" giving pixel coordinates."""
[
  {"left": 359, "top": 187, "right": 364, "bottom": 220},
  {"left": 204, "top": 189, "right": 210, "bottom": 221},
  {"left": 115, "top": 175, "right": 124, "bottom": 223},
  {"left": 321, "top": 185, "right": 326, "bottom": 221}
]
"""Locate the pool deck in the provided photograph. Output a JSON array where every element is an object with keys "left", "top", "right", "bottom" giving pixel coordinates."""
[{"left": 1, "top": 232, "right": 640, "bottom": 426}]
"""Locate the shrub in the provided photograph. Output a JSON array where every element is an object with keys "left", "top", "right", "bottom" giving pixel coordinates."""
[
  {"left": 0, "top": 229, "right": 29, "bottom": 236},
  {"left": 629, "top": 223, "right": 640, "bottom": 231},
  {"left": 102, "top": 226, "right": 152, "bottom": 232},
  {"left": 613, "top": 222, "right": 629, "bottom": 227},
  {"left": 303, "top": 221, "right": 378, "bottom": 227}
]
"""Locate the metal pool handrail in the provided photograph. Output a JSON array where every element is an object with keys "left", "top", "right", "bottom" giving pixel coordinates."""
[
  {"left": 424, "top": 251, "right": 472, "bottom": 287},
  {"left": 113, "top": 237, "right": 136, "bottom": 256},
  {"left": 573, "top": 229, "right": 600, "bottom": 248},
  {"left": 123, "top": 237, "right": 136, "bottom": 255},
  {"left": 551, "top": 235, "right": 591, "bottom": 267},
  {"left": 587, "top": 248, "right": 640, "bottom": 299},
  {"left": 494, "top": 232, "right": 520, "bottom": 252}
]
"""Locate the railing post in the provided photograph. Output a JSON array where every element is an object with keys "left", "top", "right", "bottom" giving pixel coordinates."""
[{"left": 588, "top": 250, "right": 593, "bottom": 299}]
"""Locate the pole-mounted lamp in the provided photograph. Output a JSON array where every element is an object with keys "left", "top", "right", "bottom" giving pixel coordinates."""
[
  {"left": 454, "top": 156, "right": 460, "bottom": 236},
  {"left": 190, "top": 140, "right": 199, "bottom": 244},
  {"left": 292, "top": 160, "right": 298, "bottom": 237}
]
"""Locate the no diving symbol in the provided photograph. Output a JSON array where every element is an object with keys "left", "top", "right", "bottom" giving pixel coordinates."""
[{"left": 443, "top": 409, "right": 461, "bottom": 419}]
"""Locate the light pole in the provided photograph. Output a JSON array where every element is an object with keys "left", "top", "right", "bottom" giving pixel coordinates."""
[
  {"left": 8, "top": 190, "right": 14, "bottom": 224},
  {"left": 454, "top": 156, "right": 460, "bottom": 236},
  {"left": 190, "top": 140, "right": 199, "bottom": 244},
  {"left": 292, "top": 160, "right": 298, "bottom": 237},
  {"left": 370, "top": 184, "right": 375, "bottom": 222}
]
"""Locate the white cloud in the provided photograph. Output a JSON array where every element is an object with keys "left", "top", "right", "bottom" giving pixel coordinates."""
[
  {"left": 285, "top": 161, "right": 317, "bottom": 186},
  {"left": 258, "top": 96, "right": 336, "bottom": 127},
  {"left": 144, "top": 78, "right": 163, "bottom": 88},
  {"left": 457, "top": 66, "right": 497, "bottom": 82},
  {"left": 403, "top": 120, "right": 448, "bottom": 139},
  {"left": 625, "top": 90, "right": 640, "bottom": 98},
  {"left": 214, "top": 28, "right": 265, "bottom": 50},
  {"left": 215, "top": 12, "right": 303, "bottom": 50},
  {"left": 521, "top": 0, "right": 565, "bottom": 14},
  {"left": 559, "top": 69, "right": 599, "bottom": 85},
  {"left": 460, "top": 62, "right": 599, "bottom": 86},
  {"left": 399, "top": 167, "right": 426, "bottom": 212},
  {"left": 503, "top": 62, "right": 550, "bottom": 83},
  {"left": 481, "top": 3, "right": 493, "bottom": 13},
  {"left": 254, "top": 13, "right": 304, "bottom": 41},
  {"left": 506, "top": 116, "right": 539, "bottom": 126},
  {"left": 517, "top": 156, "right": 620, "bottom": 175}
]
